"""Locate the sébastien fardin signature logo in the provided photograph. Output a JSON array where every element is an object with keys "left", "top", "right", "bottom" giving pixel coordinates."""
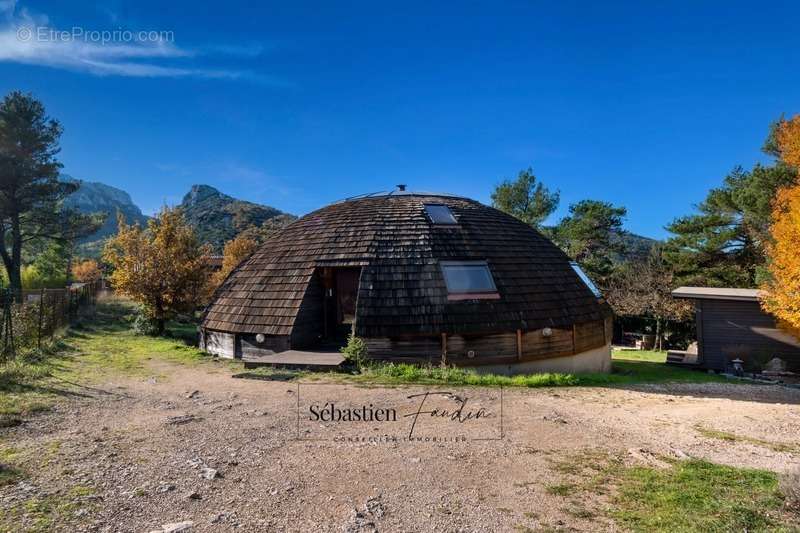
[{"left": 305, "top": 390, "right": 494, "bottom": 440}]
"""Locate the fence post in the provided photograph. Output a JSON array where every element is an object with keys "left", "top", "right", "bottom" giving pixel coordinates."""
[
  {"left": 1, "top": 289, "right": 14, "bottom": 362},
  {"left": 37, "top": 288, "right": 45, "bottom": 350}
]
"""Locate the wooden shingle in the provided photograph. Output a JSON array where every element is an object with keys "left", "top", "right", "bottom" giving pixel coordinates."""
[{"left": 202, "top": 193, "right": 610, "bottom": 338}]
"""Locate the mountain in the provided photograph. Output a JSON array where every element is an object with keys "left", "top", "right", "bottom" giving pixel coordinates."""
[
  {"left": 178, "top": 184, "right": 295, "bottom": 252},
  {"left": 612, "top": 230, "right": 657, "bottom": 262},
  {"left": 62, "top": 176, "right": 150, "bottom": 256}
]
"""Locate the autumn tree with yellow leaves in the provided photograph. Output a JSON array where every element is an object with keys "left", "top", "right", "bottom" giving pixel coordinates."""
[
  {"left": 103, "top": 207, "right": 211, "bottom": 334},
  {"left": 762, "top": 115, "right": 800, "bottom": 331},
  {"left": 71, "top": 259, "right": 102, "bottom": 283},
  {"left": 211, "top": 234, "right": 258, "bottom": 289}
]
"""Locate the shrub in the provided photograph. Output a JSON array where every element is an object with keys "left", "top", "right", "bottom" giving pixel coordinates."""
[
  {"left": 131, "top": 307, "right": 160, "bottom": 336},
  {"left": 340, "top": 333, "right": 367, "bottom": 370}
]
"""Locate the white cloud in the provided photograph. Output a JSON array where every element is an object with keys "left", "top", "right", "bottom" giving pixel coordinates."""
[{"left": 0, "top": 2, "right": 275, "bottom": 82}]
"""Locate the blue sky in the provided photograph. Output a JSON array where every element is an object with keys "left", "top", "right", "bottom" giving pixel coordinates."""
[{"left": 1, "top": 1, "right": 798, "bottom": 239}]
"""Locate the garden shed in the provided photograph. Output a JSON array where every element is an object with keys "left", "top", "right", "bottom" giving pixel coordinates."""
[
  {"left": 200, "top": 189, "right": 613, "bottom": 373},
  {"left": 671, "top": 287, "right": 800, "bottom": 373}
]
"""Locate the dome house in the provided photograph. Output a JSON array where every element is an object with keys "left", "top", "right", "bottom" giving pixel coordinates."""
[{"left": 200, "top": 188, "right": 612, "bottom": 374}]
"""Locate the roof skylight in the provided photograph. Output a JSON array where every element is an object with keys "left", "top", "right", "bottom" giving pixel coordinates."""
[
  {"left": 570, "top": 262, "right": 602, "bottom": 298},
  {"left": 440, "top": 261, "right": 497, "bottom": 295},
  {"left": 425, "top": 204, "right": 457, "bottom": 224}
]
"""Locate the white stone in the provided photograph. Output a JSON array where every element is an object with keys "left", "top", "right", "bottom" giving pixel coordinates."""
[{"left": 162, "top": 522, "right": 193, "bottom": 533}]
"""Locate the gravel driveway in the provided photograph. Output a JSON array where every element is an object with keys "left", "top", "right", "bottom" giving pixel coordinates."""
[{"left": 2, "top": 359, "right": 799, "bottom": 532}]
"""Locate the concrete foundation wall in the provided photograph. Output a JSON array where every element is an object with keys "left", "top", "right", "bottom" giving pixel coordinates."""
[{"left": 473, "top": 343, "right": 612, "bottom": 375}]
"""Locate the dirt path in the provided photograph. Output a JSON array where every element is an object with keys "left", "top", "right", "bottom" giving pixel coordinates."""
[{"left": 2, "top": 360, "right": 799, "bottom": 532}]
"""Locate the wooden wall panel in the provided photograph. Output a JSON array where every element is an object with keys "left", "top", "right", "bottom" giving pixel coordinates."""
[
  {"left": 521, "top": 328, "right": 573, "bottom": 360},
  {"left": 574, "top": 320, "right": 606, "bottom": 353},
  {"left": 365, "top": 336, "right": 440, "bottom": 364},
  {"left": 446, "top": 333, "right": 517, "bottom": 362},
  {"left": 291, "top": 270, "right": 325, "bottom": 348},
  {"left": 699, "top": 299, "right": 800, "bottom": 372},
  {"left": 240, "top": 334, "right": 291, "bottom": 358},
  {"left": 204, "top": 330, "right": 236, "bottom": 358}
]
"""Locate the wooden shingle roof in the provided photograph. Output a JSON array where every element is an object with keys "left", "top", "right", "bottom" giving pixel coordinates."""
[{"left": 201, "top": 194, "right": 608, "bottom": 337}]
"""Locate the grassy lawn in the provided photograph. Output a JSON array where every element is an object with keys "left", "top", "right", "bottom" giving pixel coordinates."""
[
  {"left": 0, "top": 302, "right": 732, "bottom": 423},
  {"left": 320, "top": 348, "right": 724, "bottom": 388},
  {"left": 546, "top": 450, "right": 796, "bottom": 533},
  {"left": 612, "top": 349, "right": 667, "bottom": 362},
  {"left": 0, "top": 298, "right": 226, "bottom": 423},
  {"left": 1, "top": 299, "right": 733, "bottom": 426},
  {"left": 613, "top": 460, "right": 791, "bottom": 532}
]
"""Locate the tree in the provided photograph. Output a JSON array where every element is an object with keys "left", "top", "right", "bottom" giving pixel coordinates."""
[
  {"left": 236, "top": 213, "right": 295, "bottom": 244},
  {"left": 776, "top": 115, "right": 800, "bottom": 168},
  {"left": 211, "top": 235, "right": 258, "bottom": 289},
  {"left": 491, "top": 168, "right": 560, "bottom": 228},
  {"left": 71, "top": 259, "right": 102, "bottom": 283},
  {"left": 103, "top": 207, "right": 211, "bottom": 334},
  {"left": 664, "top": 127, "right": 797, "bottom": 287},
  {"left": 761, "top": 116, "right": 800, "bottom": 332},
  {"left": 0, "top": 91, "right": 101, "bottom": 298},
  {"left": 606, "top": 245, "right": 692, "bottom": 350},
  {"left": 553, "top": 200, "right": 627, "bottom": 287}
]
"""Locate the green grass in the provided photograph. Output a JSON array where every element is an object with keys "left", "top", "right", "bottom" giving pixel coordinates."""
[
  {"left": 612, "top": 460, "right": 790, "bottom": 533},
  {"left": 332, "top": 350, "right": 725, "bottom": 389},
  {"left": 612, "top": 349, "right": 667, "bottom": 362},
  {"left": 0, "top": 304, "right": 729, "bottom": 424},
  {"left": 0, "top": 484, "right": 99, "bottom": 532},
  {"left": 0, "top": 298, "right": 221, "bottom": 421},
  {"left": 548, "top": 451, "right": 796, "bottom": 532}
]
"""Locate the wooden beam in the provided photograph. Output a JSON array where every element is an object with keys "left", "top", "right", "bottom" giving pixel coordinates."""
[
  {"left": 572, "top": 324, "right": 577, "bottom": 354},
  {"left": 516, "top": 329, "right": 522, "bottom": 361}
]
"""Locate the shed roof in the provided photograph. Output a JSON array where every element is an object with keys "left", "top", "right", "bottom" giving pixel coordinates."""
[
  {"left": 202, "top": 194, "right": 609, "bottom": 337},
  {"left": 672, "top": 286, "right": 762, "bottom": 302}
]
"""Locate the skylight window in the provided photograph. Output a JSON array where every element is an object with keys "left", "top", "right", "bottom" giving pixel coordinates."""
[
  {"left": 425, "top": 204, "right": 457, "bottom": 224},
  {"left": 570, "top": 261, "right": 602, "bottom": 298},
  {"left": 440, "top": 261, "right": 498, "bottom": 298}
]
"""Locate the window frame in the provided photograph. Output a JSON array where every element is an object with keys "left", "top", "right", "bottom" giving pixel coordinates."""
[
  {"left": 569, "top": 261, "right": 602, "bottom": 298},
  {"left": 424, "top": 203, "right": 458, "bottom": 225},
  {"left": 440, "top": 260, "right": 500, "bottom": 301}
]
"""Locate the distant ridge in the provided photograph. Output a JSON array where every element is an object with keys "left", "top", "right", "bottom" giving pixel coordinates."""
[
  {"left": 178, "top": 184, "right": 295, "bottom": 252},
  {"left": 62, "top": 176, "right": 150, "bottom": 255},
  {"left": 62, "top": 179, "right": 294, "bottom": 256}
]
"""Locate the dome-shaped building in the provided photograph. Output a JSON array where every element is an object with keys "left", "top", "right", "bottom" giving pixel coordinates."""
[{"left": 200, "top": 189, "right": 612, "bottom": 373}]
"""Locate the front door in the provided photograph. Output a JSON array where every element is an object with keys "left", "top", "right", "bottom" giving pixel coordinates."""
[
  {"left": 322, "top": 267, "right": 361, "bottom": 342},
  {"left": 336, "top": 268, "right": 360, "bottom": 325}
]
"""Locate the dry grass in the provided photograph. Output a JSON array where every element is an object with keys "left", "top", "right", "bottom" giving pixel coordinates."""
[
  {"left": 780, "top": 467, "right": 800, "bottom": 511},
  {"left": 694, "top": 425, "right": 800, "bottom": 454}
]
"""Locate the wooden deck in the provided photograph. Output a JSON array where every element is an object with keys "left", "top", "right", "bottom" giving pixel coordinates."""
[{"left": 242, "top": 349, "right": 345, "bottom": 369}]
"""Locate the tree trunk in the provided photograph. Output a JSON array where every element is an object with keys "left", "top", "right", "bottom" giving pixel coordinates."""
[
  {"left": 8, "top": 214, "right": 23, "bottom": 302},
  {"left": 155, "top": 296, "right": 165, "bottom": 335},
  {"left": 655, "top": 317, "right": 662, "bottom": 351}
]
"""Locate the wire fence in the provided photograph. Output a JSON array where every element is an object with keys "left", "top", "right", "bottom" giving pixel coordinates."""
[{"left": 0, "top": 281, "right": 102, "bottom": 363}]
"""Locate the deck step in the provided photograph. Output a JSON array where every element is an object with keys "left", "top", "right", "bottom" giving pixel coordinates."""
[
  {"left": 242, "top": 349, "right": 346, "bottom": 370},
  {"left": 666, "top": 350, "right": 700, "bottom": 366}
]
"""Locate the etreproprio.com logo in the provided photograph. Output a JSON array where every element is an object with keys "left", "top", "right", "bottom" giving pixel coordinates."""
[{"left": 16, "top": 25, "right": 174, "bottom": 45}]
